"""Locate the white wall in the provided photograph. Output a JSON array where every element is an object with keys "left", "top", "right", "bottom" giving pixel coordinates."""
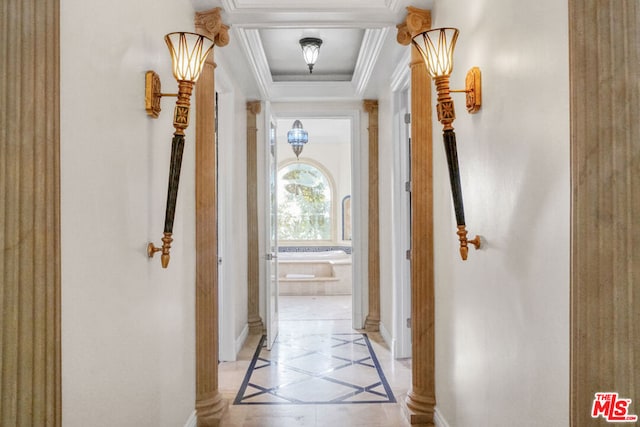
[
  {"left": 431, "top": 1, "right": 570, "bottom": 426},
  {"left": 377, "top": 89, "right": 395, "bottom": 347},
  {"left": 215, "top": 51, "right": 250, "bottom": 361},
  {"left": 61, "top": 0, "right": 198, "bottom": 425}
]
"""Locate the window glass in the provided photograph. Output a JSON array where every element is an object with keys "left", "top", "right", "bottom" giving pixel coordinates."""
[{"left": 277, "top": 163, "right": 331, "bottom": 240}]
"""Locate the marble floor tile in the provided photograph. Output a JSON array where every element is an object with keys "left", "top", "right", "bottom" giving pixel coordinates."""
[{"left": 218, "top": 296, "right": 413, "bottom": 427}]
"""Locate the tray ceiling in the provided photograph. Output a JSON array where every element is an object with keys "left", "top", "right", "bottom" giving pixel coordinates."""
[{"left": 193, "top": 0, "right": 434, "bottom": 100}]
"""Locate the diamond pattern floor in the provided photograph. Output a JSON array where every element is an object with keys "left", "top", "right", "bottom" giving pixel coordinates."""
[
  {"left": 218, "top": 296, "right": 413, "bottom": 426},
  {"left": 234, "top": 333, "right": 395, "bottom": 405}
]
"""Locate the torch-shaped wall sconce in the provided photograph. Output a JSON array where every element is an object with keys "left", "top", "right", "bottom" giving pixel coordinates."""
[
  {"left": 411, "top": 27, "right": 482, "bottom": 260},
  {"left": 145, "top": 32, "right": 214, "bottom": 268}
]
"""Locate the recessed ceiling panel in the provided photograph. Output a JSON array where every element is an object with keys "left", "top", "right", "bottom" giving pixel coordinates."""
[{"left": 260, "top": 28, "right": 364, "bottom": 80}]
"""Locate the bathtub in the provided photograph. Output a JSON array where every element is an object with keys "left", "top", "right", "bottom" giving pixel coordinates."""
[{"left": 277, "top": 249, "right": 352, "bottom": 296}]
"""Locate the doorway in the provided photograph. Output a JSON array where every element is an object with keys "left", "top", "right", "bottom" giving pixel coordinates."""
[
  {"left": 271, "top": 115, "right": 355, "bottom": 336},
  {"left": 259, "top": 104, "right": 365, "bottom": 340}
]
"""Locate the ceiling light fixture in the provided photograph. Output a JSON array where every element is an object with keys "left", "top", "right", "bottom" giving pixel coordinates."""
[
  {"left": 299, "top": 37, "right": 322, "bottom": 74},
  {"left": 411, "top": 27, "right": 482, "bottom": 260},
  {"left": 287, "top": 120, "right": 309, "bottom": 159},
  {"left": 145, "top": 31, "right": 214, "bottom": 268}
]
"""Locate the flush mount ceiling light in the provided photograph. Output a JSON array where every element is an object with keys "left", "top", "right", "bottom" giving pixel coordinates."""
[
  {"left": 287, "top": 120, "right": 309, "bottom": 158},
  {"left": 411, "top": 27, "right": 482, "bottom": 261},
  {"left": 299, "top": 37, "right": 322, "bottom": 74},
  {"left": 145, "top": 31, "right": 214, "bottom": 268}
]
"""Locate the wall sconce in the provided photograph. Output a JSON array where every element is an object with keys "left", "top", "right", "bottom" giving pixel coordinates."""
[
  {"left": 287, "top": 120, "right": 309, "bottom": 159},
  {"left": 411, "top": 27, "right": 482, "bottom": 260},
  {"left": 145, "top": 32, "right": 214, "bottom": 268},
  {"left": 299, "top": 37, "right": 322, "bottom": 74}
]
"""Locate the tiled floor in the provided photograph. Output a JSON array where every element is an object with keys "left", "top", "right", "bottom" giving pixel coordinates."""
[{"left": 218, "top": 296, "right": 413, "bottom": 426}]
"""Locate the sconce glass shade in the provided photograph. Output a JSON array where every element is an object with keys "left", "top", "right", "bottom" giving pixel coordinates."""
[
  {"left": 299, "top": 37, "right": 322, "bottom": 73},
  {"left": 165, "top": 32, "right": 215, "bottom": 83},
  {"left": 411, "top": 28, "right": 459, "bottom": 78},
  {"left": 287, "top": 120, "right": 309, "bottom": 158}
]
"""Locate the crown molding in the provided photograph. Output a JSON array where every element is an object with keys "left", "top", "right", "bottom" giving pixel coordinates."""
[
  {"left": 234, "top": 25, "right": 392, "bottom": 100},
  {"left": 222, "top": 0, "right": 431, "bottom": 100},
  {"left": 269, "top": 81, "right": 359, "bottom": 101},
  {"left": 352, "top": 27, "right": 389, "bottom": 97},
  {"left": 233, "top": 27, "right": 272, "bottom": 99},
  {"left": 223, "top": 0, "right": 390, "bottom": 11},
  {"left": 390, "top": 46, "right": 411, "bottom": 92}
]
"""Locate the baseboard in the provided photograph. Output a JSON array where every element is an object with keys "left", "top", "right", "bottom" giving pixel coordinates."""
[
  {"left": 184, "top": 410, "right": 197, "bottom": 427},
  {"left": 235, "top": 323, "right": 249, "bottom": 356},
  {"left": 378, "top": 321, "right": 394, "bottom": 355},
  {"left": 434, "top": 407, "right": 451, "bottom": 427}
]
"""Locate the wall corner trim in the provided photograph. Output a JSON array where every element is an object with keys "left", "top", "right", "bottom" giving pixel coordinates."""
[
  {"left": 434, "top": 407, "right": 451, "bottom": 427},
  {"left": 184, "top": 410, "right": 197, "bottom": 427},
  {"left": 236, "top": 324, "right": 250, "bottom": 356}
]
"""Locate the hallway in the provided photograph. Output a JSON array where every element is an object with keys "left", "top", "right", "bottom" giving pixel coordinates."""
[{"left": 218, "top": 296, "right": 412, "bottom": 426}]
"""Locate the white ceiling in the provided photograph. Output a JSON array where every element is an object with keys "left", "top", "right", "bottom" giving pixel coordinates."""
[
  {"left": 192, "top": 0, "right": 434, "bottom": 101},
  {"left": 261, "top": 28, "right": 363, "bottom": 80},
  {"left": 276, "top": 118, "right": 352, "bottom": 145}
]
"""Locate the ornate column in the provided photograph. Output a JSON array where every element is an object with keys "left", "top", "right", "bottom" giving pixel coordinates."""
[
  {"left": 246, "top": 101, "right": 264, "bottom": 334},
  {"left": 193, "top": 8, "right": 229, "bottom": 427},
  {"left": 364, "top": 100, "right": 380, "bottom": 332},
  {"left": 397, "top": 7, "right": 435, "bottom": 426},
  {"left": 569, "top": 1, "right": 639, "bottom": 425},
  {"left": 1, "top": 0, "right": 61, "bottom": 425}
]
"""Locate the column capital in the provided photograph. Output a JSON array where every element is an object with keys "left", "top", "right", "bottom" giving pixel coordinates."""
[
  {"left": 363, "top": 99, "right": 379, "bottom": 114},
  {"left": 194, "top": 8, "right": 230, "bottom": 47},
  {"left": 396, "top": 7, "right": 431, "bottom": 45},
  {"left": 247, "top": 100, "right": 261, "bottom": 115}
]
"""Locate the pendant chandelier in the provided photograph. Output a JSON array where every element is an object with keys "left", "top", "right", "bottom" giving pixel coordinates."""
[
  {"left": 287, "top": 120, "right": 309, "bottom": 159},
  {"left": 299, "top": 37, "right": 322, "bottom": 73}
]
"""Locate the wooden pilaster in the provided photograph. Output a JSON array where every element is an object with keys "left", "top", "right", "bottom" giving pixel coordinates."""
[
  {"left": 569, "top": 1, "right": 640, "bottom": 425},
  {"left": 194, "top": 8, "right": 229, "bottom": 427},
  {"left": 364, "top": 100, "right": 381, "bottom": 332},
  {"left": 246, "top": 101, "right": 264, "bottom": 334},
  {"left": 397, "top": 7, "right": 435, "bottom": 426},
  {"left": 1, "top": 0, "right": 61, "bottom": 425}
]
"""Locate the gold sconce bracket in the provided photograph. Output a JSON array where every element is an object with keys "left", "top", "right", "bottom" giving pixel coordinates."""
[
  {"left": 457, "top": 225, "right": 481, "bottom": 261},
  {"left": 147, "top": 233, "right": 173, "bottom": 268},
  {"left": 147, "top": 242, "right": 161, "bottom": 257},
  {"left": 450, "top": 67, "right": 482, "bottom": 114},
  {"left": 145, "top": 70, "right": 178, "bottom": 118}
]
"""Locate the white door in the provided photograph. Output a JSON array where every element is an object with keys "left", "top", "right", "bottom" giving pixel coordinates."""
[
  {"left": 264, "top": 109, "right": 279, "bottom": 350},
  {"left": 393, "top": 89, "right": 412, "bottom": 358},
  {"left": 399, "top": 103, "right": 412, "bottom": 358}
]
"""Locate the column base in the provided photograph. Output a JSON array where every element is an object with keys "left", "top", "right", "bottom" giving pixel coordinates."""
[
  {"left": 248, "top": 317, "right": 264, "bottom": 335},
  {"left": 196, "top": 392, "right": 228, "bottom": 427},
  {"left": 402, "top": 389, "right": 436, "bottom": 426},
  {"left": 364, "top": 315, "right": 380, "bottom": 332}
]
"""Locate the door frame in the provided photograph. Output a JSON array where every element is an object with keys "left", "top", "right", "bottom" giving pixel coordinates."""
[
  {"left": 391, "top": 79, "right": 412, "bottom": 359},
  {"left": 267, "top": 103, "right": 365, "bottom": 328},
  {"left": 263, "top": 103, "right": 279, "bottom": 349}
]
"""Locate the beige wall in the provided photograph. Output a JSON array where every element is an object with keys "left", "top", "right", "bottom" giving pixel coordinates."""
[
  {"left": 60, "top": 0, "right": 199, "bottom": 425},
  {"left": 431, "top": 1, "right": 570, "bottom": 426}
]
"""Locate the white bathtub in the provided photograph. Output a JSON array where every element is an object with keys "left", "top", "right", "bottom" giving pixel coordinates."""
[
  {"left": 277, "top": 250, "right": 352, "bottom": 295},
  {"left": 277, "top": 250, "right": 350, "bottom": 261}
]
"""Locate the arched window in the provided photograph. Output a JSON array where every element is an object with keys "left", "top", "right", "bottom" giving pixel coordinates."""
[{"left": 277, "top": 162, "right": 332, "bottom": 241}]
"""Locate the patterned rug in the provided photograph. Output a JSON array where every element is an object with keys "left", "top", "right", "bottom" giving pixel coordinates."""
[{"left": 234, "top": 333, "right": 396, "bottom": 405}]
